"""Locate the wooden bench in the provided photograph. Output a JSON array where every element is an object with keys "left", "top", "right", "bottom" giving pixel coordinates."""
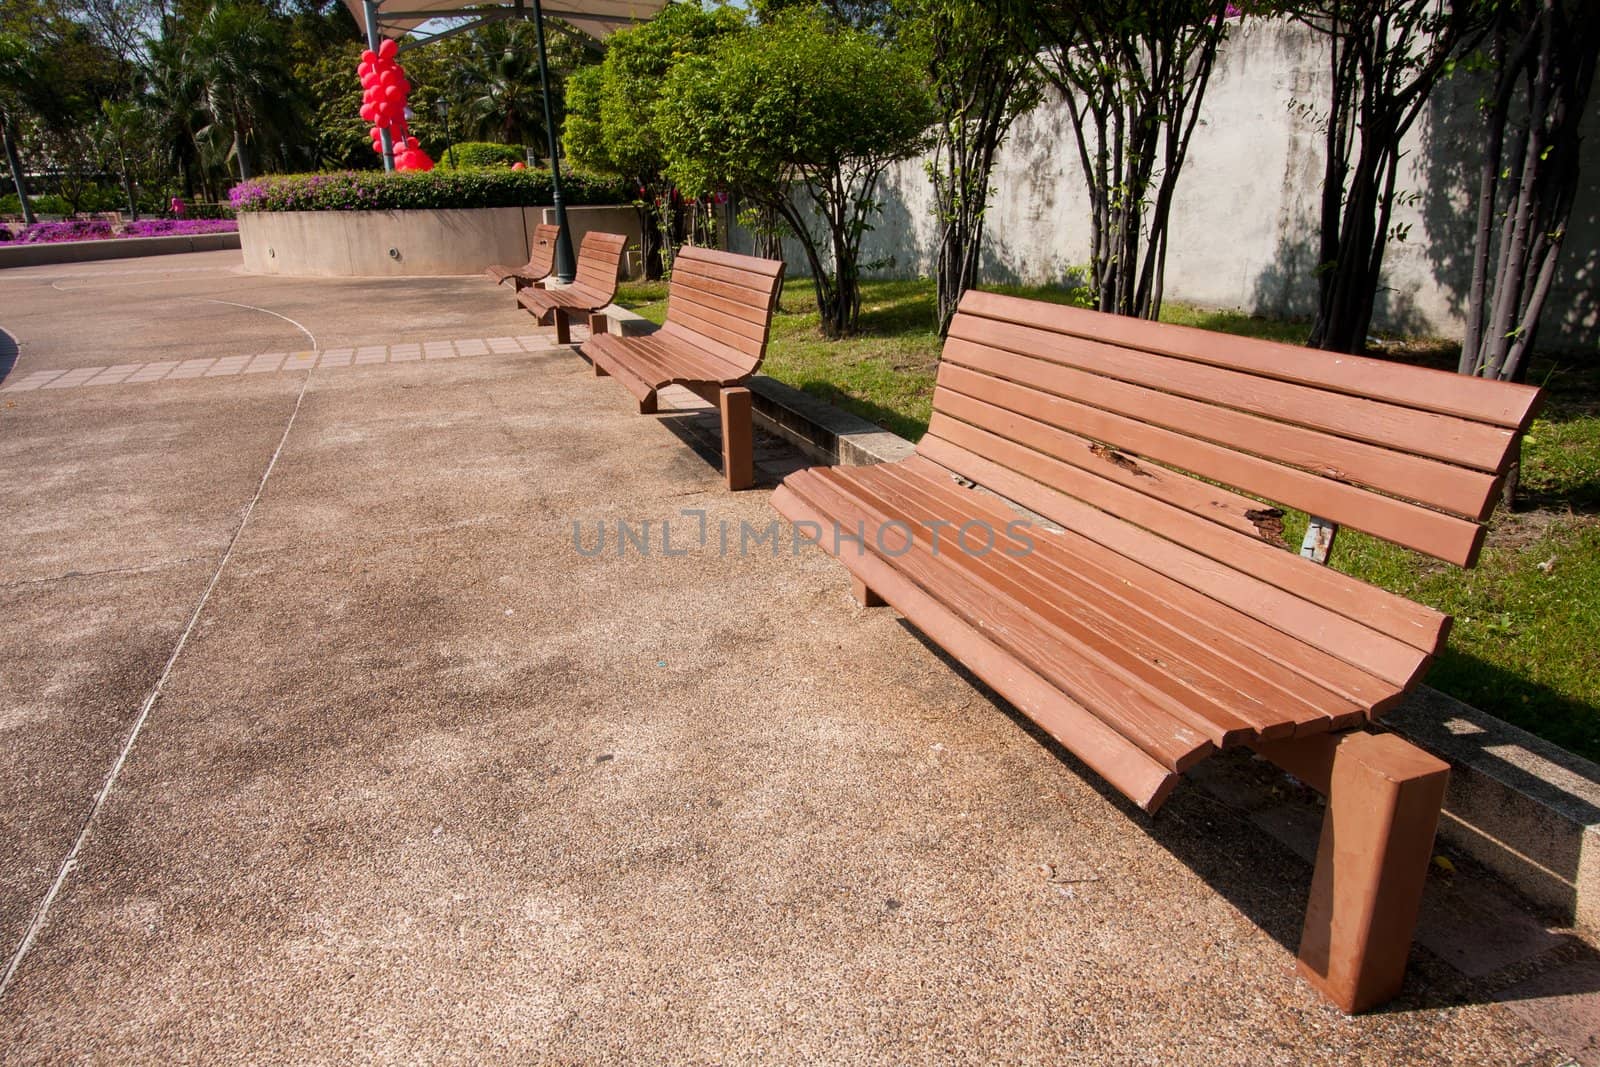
[
  {"left": 771, "top": 290, "right": 1543, "bottom": 1012},
  {"left": 485, "top": 222, "right": 560, "bottom": 291},
  {"left": 581, "top": 245, "right": 784, "bottom": 490},
  {"left": 518, "top": 230, "right": 627, "bottom": 344}
]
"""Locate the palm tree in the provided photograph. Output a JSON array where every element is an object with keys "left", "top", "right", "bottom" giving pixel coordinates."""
[
  {"left": 0, "top": 32, "right": 38, "bottom": 223},
  {"left": 460, "top": 21, "right": 550, "bottom": 148},
  {"left": 185, "top": 1, "right": 292, "bottom": 182},
  {"left": 142, "top": 32, "right": 209, "bottom": 200}
]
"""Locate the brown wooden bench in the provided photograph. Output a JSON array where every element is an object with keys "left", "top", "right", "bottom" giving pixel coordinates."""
[
  {"left": 518, "top": 230, "right": 627, "bottom": 344},
  {"left": 772, "top": 290, "right": 1543, "bottom": 1012},
  {"left": 485, "top": 222, "right": 560, "bottom": 291},
  {"left": 581, "top": 245, "right": 784, "bottom": 490}
]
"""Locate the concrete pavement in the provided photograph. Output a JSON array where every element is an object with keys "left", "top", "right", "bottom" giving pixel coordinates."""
[{"left": 0, "top": 252, "right": 1592, "bottom": 1063}]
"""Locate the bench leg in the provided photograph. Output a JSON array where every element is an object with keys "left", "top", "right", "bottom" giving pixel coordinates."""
[
  {"left": 1254, "top": 731, "right": 1448, "bottom": 1013},
  {"left": 553, "top": 307, "right": 572, "bottom": 345},
  {"left": 588, "top": 311, "right": 610, "bottom": 339},
  {"left": 850, "top": 575, "right": 885, "bottom": 607},
  {"left": 720, "top": 386, "right": 754, "bottom": 491},
  {"left": 638, "top": 391, "right": 658, "bottom": 415}
]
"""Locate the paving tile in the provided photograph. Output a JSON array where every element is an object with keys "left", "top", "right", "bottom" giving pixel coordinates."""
[
  {"left": 354, "top": 346, "right": 388, "bottom": 365},
  {"left": 486, "top": 337, "right": 521, "bottom": 354},
  {"left": 243, "top": 353, "right": 286, "bottom": 374},
  {"left": 1413, "top": 869, "right": 1565, "bottom": 978},
  {"left": 318, "top": 350, "right": 353, "bottom": 368},
  {"left": 423, "top": 341, "right": 457, "bottom": 360},
  {"left": 166, "top": 358, "right": 216, "bottom": 379},
  {"left": 389, "top": 344, "right": 421, "bottom": 363},
  {"left": 44, "top": 368, "right": 108, "bottom": 389},
  {"left": 281, "top": 351, "right": 318, "bottom": 372},
  {"left": 454, "top": 339, "right": 489, "bottom": 357},
  {"left": 2, "top": 371, "right": 69, "bottom": 392},
  {"left": 84, "top": 365, "right": 144, "bottom": 386},
  {"left": 205, "top": 356, "right": 251, "bottom": 377},
  {"left": 514, "top": 334, "right": 550, "bottom": 351},
  {"left": 126, "top": 361, "right": 179, "bottom": 383},
  {"left": 1498, "top": 961, "right": 1600, "bottom": 1066}
]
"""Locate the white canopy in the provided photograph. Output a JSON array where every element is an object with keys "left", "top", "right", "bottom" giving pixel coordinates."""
[{"left": 342, "top": 0, "right": 668, "bottom": 46}]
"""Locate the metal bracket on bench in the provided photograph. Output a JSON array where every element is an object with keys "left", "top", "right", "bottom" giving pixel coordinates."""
[{"left": 1300, "top": 516, "right": 1339, "bottom": 565}]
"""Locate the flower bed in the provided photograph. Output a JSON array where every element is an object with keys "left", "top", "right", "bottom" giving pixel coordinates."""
[
  {"left": 229, "top": 169, "right": 632, "bottom": 213},
  {"left": 0, "top": 218, "right": 239, "bottom": 244}
]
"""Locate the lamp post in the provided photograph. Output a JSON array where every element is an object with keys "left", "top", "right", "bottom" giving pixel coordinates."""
[
  {"left": 530, "top": 0, "right": 575, "bottom": 283},
  {"left": 435, "top": 98, "right": 457, "bottom": 169}
]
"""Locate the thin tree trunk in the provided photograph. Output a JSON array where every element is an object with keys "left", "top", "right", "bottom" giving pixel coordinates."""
[{"left": 2, "top": 118, "right": 35, "bottom": 224}]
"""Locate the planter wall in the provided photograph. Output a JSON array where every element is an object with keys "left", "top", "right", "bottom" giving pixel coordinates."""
[
  {"left": 238, "top": 204, "right": 642, "bottom": 278},
  {"left": 0, "top": 231, "right": 240, "bottom": 269}
]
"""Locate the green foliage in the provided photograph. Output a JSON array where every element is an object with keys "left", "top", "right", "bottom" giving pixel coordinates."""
[
  {"left": 229, "top": 168, "right": 631, "bottom": 212},
  {"left": 442, "top": 141, "right": 527, "bottom": 169},
  {"left": 656, "top": 8, "right": 933, "bottom": 336},
  {"left": 564, "top": 1, "right": 744, "bottom": 181}
]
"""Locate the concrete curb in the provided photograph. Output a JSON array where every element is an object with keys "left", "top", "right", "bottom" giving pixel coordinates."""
[
  {"left": 0, "top": 232, "right": 241, "bottom": 269},
  {"left": 712, "top": 352, "right": 1600, "bottom": 937}
]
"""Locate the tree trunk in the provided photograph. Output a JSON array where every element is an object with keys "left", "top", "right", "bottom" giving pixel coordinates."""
[{"left": 2, "top": 118, "right": 35, "bottom": 225}]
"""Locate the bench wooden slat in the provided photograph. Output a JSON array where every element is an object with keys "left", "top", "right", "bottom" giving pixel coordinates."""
[
  {"left": 842, "top": 463, "right": 1331, "bottom": 744},
  {"left": 772, "top": 481, "right": 1182, "bottom": 811},
  {"left": 588, "top": 331, "right": 743, "bottom": 389},
  {"left": 521, "top": 231, "right": 626, "bottom": 322},
  {"left": 671, "top": 257, "right": 784, "bottom": 304},
  {"left": 486, "top": 222, "right": 560, "bottom": 286},
  {"left": 657, "top": 322, "right": 764, "bottom": 380},
  {"left": 669, "top": 285, "right": 775, "bottom": 337},
  {"left": 942, "top": 339, "right": 1501, "bottom": 520},
  {"left": 783, "top": 468, "right": 1216, "bottom": 772},
  {"left": 674, "top": 246, "right": 785, "bottom": 284},
  {"left": 961, "top": 290, "right": 1544, "bottom": 432},
  {"left": 876, "top": 458, "right": 1370, "bottom": 734},
  {"left": 948, "top": 315, "right": 1522, "bottom": 475},
  {"left": 918, "top": 430, "right": 1438, "bottom": 687},
  {"left": 933, "top": 369, "right": 1486, "bottom": 566},
  {"left": 664, "top": 302, "right": 768, "bottom": 357}
]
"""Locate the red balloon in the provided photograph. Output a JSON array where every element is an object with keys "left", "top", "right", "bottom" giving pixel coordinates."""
[
  {"left": 384, "top": 84, "right": 404, "bottom": 104},
  {"left": 378, "top": 38, "right": 398, "bottom": 59},
  {"left": 361, "top": 49, "right": 377, "bottom": 64},
  {"left": 360, "top": 105, "right": 377, "bottom": 123},
  {"left": 380, "top": 69, "right": 398, "bottom": 88},
  {"left": 511, "top": 161, "right": 526, "bottom": 171},
  {"left": 405, "top": 136, "right": 419, "bottom": 149}
]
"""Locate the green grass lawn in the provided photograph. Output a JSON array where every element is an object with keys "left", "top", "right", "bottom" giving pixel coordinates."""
[{"left": 614, "top": 276, "right": 1600, "bottom": 761}]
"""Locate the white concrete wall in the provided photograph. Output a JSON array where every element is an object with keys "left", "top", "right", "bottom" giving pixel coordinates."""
[
  {"left": 736, "top": 20, "right": 1599, "bottom": 344},
  {"left": 240, "top": 204, "right": 643, "bottom": 278}
]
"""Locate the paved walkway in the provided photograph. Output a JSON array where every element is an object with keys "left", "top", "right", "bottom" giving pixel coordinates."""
[{"left": 0, "top": 252, "right": 1594, "bottom": 1063}]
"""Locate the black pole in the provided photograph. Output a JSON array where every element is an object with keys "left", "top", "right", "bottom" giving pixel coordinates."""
[{"left": 530, "top": 0, "right": 575, "bottom": 282}]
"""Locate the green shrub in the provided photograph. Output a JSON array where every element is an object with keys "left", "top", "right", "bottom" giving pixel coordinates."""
[
  {"left": 229, "top": 169, "right": 633, "bottom": 212},
  {"left": 442, "top": 141, "right": 528, "bottom": 169},
  {"left": 0, "top": 192, "right": 74, "bottom": 216}
]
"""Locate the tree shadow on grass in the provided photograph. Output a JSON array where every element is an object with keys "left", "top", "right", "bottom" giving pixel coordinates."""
[
  {"left": 1426, "top": 648, "right": 1600, "bottom": 766},
  {"left": 891, "top": 620, "right": 1600, "bottom": 1014}
]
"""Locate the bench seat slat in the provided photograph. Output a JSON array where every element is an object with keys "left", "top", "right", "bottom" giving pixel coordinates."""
[
  {"left": 783, "top": 468, "right": 1216, "bottom": 772},
  {"left": 948, "top": 316, "right": 1522, "bottom": 474},
  {"left": 933, "top": 371, "right": 1486, "bottom": 566},
  {"left": 772, "top": 481, "right": 1182, "bottom": 812},
  {"left": 919, "top": 431, "right": 1438, "bottom": 687},
  {"left": 589, "top": 331, "right": 746, "bottom": 386},
  {"left": 961, "top": 290, "right": 1543, "bottom": 431},
  {"left": 658, "top": 322, "right": 764, "bottom": 379},
  {"left": 876, "top": 459, "right": 1371, "bottom": 734},
  {"left": 844, "top": 463, "right": 1345, "bottom": 742},
  {"left": 942, "top": 340, "right": 1500, "bottom": 520}
]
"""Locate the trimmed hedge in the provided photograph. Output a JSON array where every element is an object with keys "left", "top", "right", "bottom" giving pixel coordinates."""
[
  {"left": 229, "top": 169, "right": 633, "bottom": 212},
  {"left": 443, "top": 141, "right": 527, "bottom": 169}
]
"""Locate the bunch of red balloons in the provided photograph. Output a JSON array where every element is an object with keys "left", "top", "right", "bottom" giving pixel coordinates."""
[{"left": 357, "top": 38, "right": 434, "bottom": 172}]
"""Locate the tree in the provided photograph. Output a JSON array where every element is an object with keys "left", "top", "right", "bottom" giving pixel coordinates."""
[
  {"left": 658, "top": 10, "right": 933, "bottom": 337},
  {"left": 1294, "top": 0, "right": 1478, "bottom": 353},
  {"left": 1459, "top": 0, "right": 1598, "bottom": 385},
  {"left": 185, "top": 1, "right": 293, "bottom": 182},
  {"left": 0, "top": 31, "right": 35, "bottom": 222},
  {"left": 564, "top": 1, "right": 745, "bottom": 278},
  {"left": 896, "top": 0, "right": 1041, "bottom": 334},
  {"left": 96, "top": 98, "right": 147, "bottom": 217},
  {"left": 1013, "top": 0, "right": 1233, "bottom": 320}
]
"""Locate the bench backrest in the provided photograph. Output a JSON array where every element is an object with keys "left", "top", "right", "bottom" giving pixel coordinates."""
[
  {"left": 662, "top": 245, "right": 786, "bottom": 376},
  {"left": 527, "top": 222, "right": 560, "bottom": 277},
  {"left": 926, "top": 291, "right": 1543, "bottom": 571},
  {"left": 572, "top": 230, "right": 628, "bottom": 301}
]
